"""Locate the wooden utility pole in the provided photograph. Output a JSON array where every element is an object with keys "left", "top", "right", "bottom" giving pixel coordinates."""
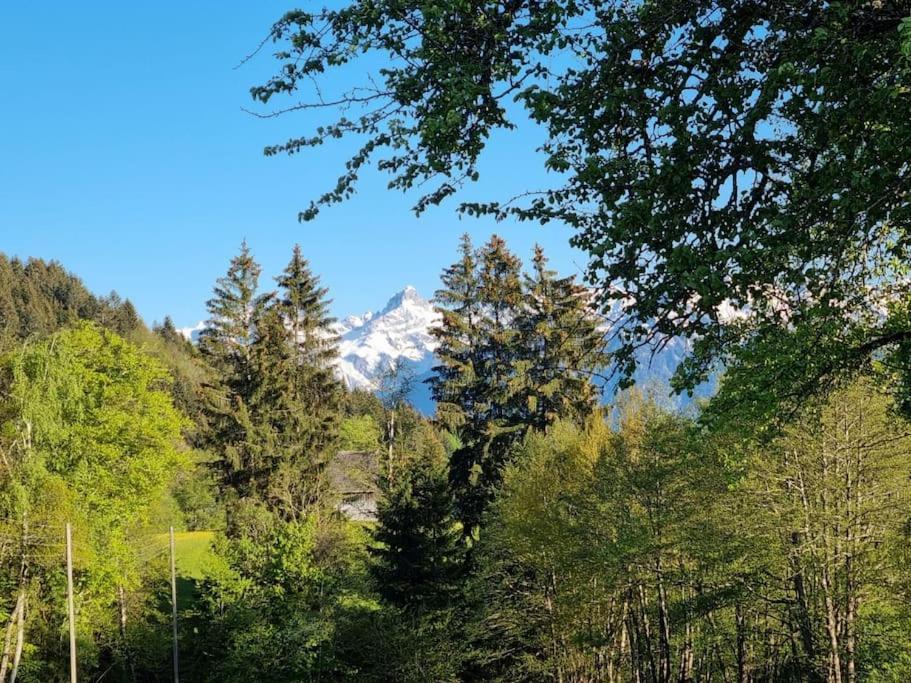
[
  {"left": 169, "top": 526, "right": 179, "bottom": 683},
  {"left": 65, "top": 522, "right": 77, "bottom": 683}
]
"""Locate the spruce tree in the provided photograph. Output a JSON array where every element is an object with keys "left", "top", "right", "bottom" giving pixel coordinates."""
[
  {"left": 370, "top": 434, "right": 463, "bottom": 611},
  {"left": 518, "top": 245, "right": 606, "bottom": 431},
  {"left": 199, "top": 242, "right": 270, "bottom": 497},
  {"left": 112, "top": 298, "right": 141, "bottom": 335},
  {"left": 0, "top": 257, "right": 18, "bottom": 349},
  {"left": 244, "top": 304, "right": 304, "bottom": 507},
  {"left": 231, "top": 246, "right": 343, "bottom": 515},
  {"left": 430, "top": 234, "right": 483, "bottom": 431},
  {"left": 430, "top": 234, "right": 525, "bottom": 537},
  {"left": 432, "top": 236, "right": 609, "bottom": 537},
  {"left": 199, "top": 240, "right": 268, "bottom": 399},
  {"left": 475, "top": 234, "right": 525, "bottom": 431},
  {"left": 276, "top": 245, "right": 337, "bottom": 366},
  {"left": 197, "top": 244, "right": 343, "bottom": 514},
  {"left": 155, "top": 315, "right": 184, "bottom": 347},
  {"left": 274, "top": 245, "right": 342, "bottom": 462}
]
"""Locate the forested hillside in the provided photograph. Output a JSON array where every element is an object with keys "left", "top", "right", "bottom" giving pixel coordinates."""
[{"left": 0, "top": 254, "right": 141, "bottom": 347}]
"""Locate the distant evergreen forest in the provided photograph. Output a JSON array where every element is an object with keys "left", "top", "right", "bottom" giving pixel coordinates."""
[{"left": 0, "top": 253, "right": 144, "bottom": 345}]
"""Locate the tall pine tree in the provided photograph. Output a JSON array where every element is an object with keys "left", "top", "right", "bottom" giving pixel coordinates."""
[
  {"left": 263, "top": 245, "right": 343, "bottom": 515},
  {"left": 476, "top": 235, "right": 525, "bottom": 432},
  {"left": 370, "top": 432, "right": 463, "bottom": 611},
  {"left": 431, "top": 235, "right": 525, "bottom": 537},
  {"left": 276, "top": 244, "right": 337, "bottom": 368},
  {"left": 276, "top": 245, "right": 342, "bottom": 452},
  {"left": 199, "top": 242, "right": 271, "bottom": 498},
  {"left": 431, "top": 234, "right": 483, "bottom": 432},
  {"left": 432, "top": 237, "right": 607, "bottom": 538},
  {"left": 518, "top": 245, "right": 607, "bottom": 431},
  {"left": 199, "top": 243, "right": 343, "bottom": 515},
  {"left": 199, "top": 240, "right": 268, "bottom": 398}
]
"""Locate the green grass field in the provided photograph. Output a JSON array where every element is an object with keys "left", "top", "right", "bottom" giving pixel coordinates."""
[
  {"left": 150, "top": 530, "right": 216, "bottom": 578},
  {"left": 148, "top": 530, "right": 219, "bottom": 606},
  {"left": 172, "top": 530, "right": 217, "bottom": 579}
]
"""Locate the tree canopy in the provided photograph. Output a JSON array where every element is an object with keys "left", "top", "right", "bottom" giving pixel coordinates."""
[{"left": 252, "top": 0, "right": 911, "bottom": 415}]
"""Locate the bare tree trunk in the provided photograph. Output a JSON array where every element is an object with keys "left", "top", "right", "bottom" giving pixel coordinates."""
[
  {"left": 636, "top": 584, "right": 658, "bottom": 683},
  {"left": 677, "top": 616, "right": 693, "bottom": 683},
  {"left": 625, "top": 609, "right": 643, "bottom": 683},
  {"left": 819, "top": 443, "right": 842, "bottom": 683},
  {"left": 735, "top": 603, "right": 748, "bottom": 683},
  {"left": 0, "top": 592, "right": 23, "bottom": 682},
  {"left": 387, "top": 408, "right": 395, "bottom": 481},
  {"left": 118, "top": 586, "right": 127, "bottom": 639},
  {"left": 2, "top": 516, "right": 30, "bottom": 683},
  {"left": 8, "top": 597, "right": 23, "bottom": 683},
  {"left": 655, "top": 563, "right": 671, "bottom": 683},
  {"left": 118, "top": 586, "right": 137, "bottom": 682},
  {"left": 844, "top": 592, "right": 856, "bottom": 683},
  {"left": 789, "top": 532, "right": 818, "bottom": 679},
  {"left": 704, "top": 610, "right": 729, "bottom": 683},
  {"left": 544, "top": 573, "right": 564, "bottom": 683},
  {"left": 844, "top": 415, "right": 859, "bottom": 683},
  {"left": 822, "top": 584, "right": 843, "bottom": 683},
  {"left": 617, "top": 597, "right": 632, "bottom": 683}
]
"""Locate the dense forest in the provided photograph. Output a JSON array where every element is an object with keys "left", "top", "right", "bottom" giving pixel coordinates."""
[{"left": 3, "top": 0, "right": 911, "bottom": 681}]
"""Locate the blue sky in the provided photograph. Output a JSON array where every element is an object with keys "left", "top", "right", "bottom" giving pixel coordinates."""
[{"left": 0, "top": 2, "right": 583, "bottom": 328}]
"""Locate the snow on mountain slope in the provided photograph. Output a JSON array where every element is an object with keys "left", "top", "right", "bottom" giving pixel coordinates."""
[
  {"left": 332, "top": 286, "right": 440, "bottom": 398},
  {"left": 181, "top": 286, "right": 440, "bottom": 401},
  {"left": 178, "top": 321, "right": 206, "bottom": 342},
  {"left": 332, "top": 285, "right": 713, "bottom": 412}
]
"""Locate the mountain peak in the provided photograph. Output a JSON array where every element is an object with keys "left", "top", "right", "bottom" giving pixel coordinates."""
[
  {"left": 380, "top": 284, "right": 427, "bottom": 314},
  {"left": 333, "top": 285, "right": 439, "bottom": 411}
]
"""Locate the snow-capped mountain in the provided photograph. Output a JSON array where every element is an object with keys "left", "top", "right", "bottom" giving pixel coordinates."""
[
  {"left": 331, "top": 285, "right": 713, "bottom": 412},
  {"left": 178, "top": 321, "right": 205, "bottom": 343},
  {"left": 333, "top": 286, "right": 439, "bottom": 411},
  {"left": 178, "top": 286, "right": 439, "bottom": 409},
  {"left": 180, "top": 285, "right": 714, "bottom": 413}
]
